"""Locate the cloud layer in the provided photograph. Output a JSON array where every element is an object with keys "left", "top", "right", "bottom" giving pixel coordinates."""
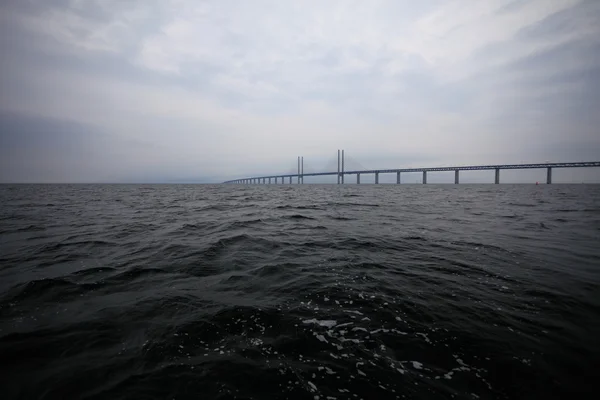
[{"left": 1, "top": 0, "right": 599, "bottom": 182}]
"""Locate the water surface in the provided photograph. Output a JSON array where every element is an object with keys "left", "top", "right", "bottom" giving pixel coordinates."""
[{"left": 1, "top": 184, "right": 599, "bottom": 399}]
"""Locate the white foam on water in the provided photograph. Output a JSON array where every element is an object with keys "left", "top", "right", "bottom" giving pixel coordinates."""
[
  {"left": 416, "top": 333, "right": 431, "bottom": 344},
  {"left": 315, "top": 334, "right": 328, "bottom": 343},
  {"left": 357, "top": 369, "right": 366, "bottom": 376},
  {"left": 344, "top": 310, "right": 363, "bottom": 316},
  {"left": 303, "top": 319, "right": 337, "bottom": 328},
  {"left": 412, "top": 361, "right": 423, "bottom": 370},
  {"left": 351, "top": 327, "right": 368, "bottom": 332},
  {"left": 325, "top": 367, "right": 336, "bottom": 375},
  {"left": 370, "top": 328, "right": 389, "bottom": 335},
  {"left": 308, "top": 381, "right": 318, "bottom": 392},
  {"left": 395, "top": 317, "right": 403, "bottom": 322},
  {"left": 335, "top": 322, "right": 353, "bottom": 328}
]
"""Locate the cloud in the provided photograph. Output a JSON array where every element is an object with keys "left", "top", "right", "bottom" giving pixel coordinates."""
[{"left": 0, "top": 0, "right": 599, "bottom": 182}]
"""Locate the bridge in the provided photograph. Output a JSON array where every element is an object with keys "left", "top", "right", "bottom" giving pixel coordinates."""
[{"left": 223, "top": 150, "right": 600, "bottom": 184}]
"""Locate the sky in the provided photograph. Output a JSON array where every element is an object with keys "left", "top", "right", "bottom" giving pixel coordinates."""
[{"left": 1, "top": 0, "right": 599, "bottom": 183}]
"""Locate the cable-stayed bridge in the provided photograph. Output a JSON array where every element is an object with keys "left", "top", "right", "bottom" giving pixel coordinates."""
[{"left": 223, "top": 150, "right": 600, "bottom": 184}]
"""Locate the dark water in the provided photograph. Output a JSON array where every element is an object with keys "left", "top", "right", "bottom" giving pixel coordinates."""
[{"left": 1, "top": 184, "right": 599, "bottom": 400}]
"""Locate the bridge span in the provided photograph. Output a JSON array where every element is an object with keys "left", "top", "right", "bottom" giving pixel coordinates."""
[{"left": 224, "top": 150, "right": 600, "bottom": 184}]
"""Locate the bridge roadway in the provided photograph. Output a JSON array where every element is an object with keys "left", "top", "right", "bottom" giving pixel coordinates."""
[{"left": 224, "top": 161, "right": 600, "bottom": 184}]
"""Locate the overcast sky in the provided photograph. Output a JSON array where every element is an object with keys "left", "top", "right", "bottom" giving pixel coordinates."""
[{"left": 1, "top": 0, "right": 599, "bottom": 183}]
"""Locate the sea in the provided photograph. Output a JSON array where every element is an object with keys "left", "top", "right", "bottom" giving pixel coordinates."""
[{"left": 0, "top": 184, "right": 599, "bottom": 400}]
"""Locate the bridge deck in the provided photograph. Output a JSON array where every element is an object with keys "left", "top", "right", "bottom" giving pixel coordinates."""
[{"left": 224, "top": 161, "right": 600, "bottom": 183}]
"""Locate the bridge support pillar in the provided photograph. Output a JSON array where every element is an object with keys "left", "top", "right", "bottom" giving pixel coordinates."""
[
  {"left": 337, "top": 150, "right": 340, "bottom": 184},
  {"left": 495, "top": 168, "right": 500, "bottom": 184},
  {"left": 341, "top": 150, "right": 345, "bottom": 184},
  {"left": 289, "top": 176, "right": 292, "bottom": 184},
  {"left": 423, "top": 171, "right": 427, "bottom": 184},
  {"left": 357, "top": 173, "right": 360, "bottom": 184},
  {"left": 397, "top": 171, "right": 401, "bottom": 184},
  {"left": 547, "top": 167, "right": 552, "bottom": 184},
  {"left": 263, "top": 178, "right": 265, "bottom": 184},
  {"left": 455, "top": 170, "right": 459, "bottom": 184},
  {"left": 375, "top": 172, "right": 379, "bottom": 184},
  {"left": 269, "top": 178, "right": 271, "bottom": 184}
]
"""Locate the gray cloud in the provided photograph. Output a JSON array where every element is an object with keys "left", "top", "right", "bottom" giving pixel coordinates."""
[{"left": 1, "top": 0, "right": 599, "bottom": 183}]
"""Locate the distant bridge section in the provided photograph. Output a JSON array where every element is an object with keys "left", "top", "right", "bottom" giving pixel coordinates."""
[{"left": 223, "top": 151, "right": 600, "bottom": 184}]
